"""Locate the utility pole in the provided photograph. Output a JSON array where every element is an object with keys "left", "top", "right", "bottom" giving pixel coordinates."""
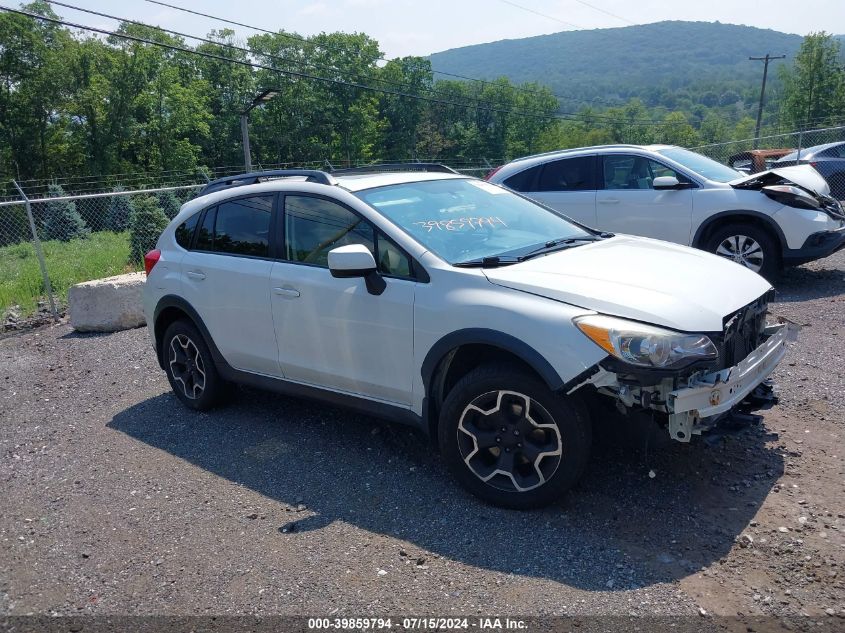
[{"left": 750, "top": 54, "right": 786, "bottom": 148}]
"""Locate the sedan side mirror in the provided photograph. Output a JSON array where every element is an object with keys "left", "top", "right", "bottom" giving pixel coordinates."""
[
  {"left": 328, "top": 244, "right": 386, "bottom": 295},
  {"left": 653, "top": 176, "right": 680, "bottom": 190}
]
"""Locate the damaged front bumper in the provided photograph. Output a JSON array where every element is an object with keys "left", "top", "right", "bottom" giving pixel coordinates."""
[
  {"left": 573, "top": 321, "right": 800, "bottom": 442},
  {"left": 665, "top": 322, "right": 799, "bottom": 441}
]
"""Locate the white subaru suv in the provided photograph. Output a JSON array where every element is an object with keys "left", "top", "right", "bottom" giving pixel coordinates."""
[
  {"left": 487, "top": 145, "right": 845, "bottom": 279},
  {"left": 142, "top": 166, "right": 797, "bottom": 509}
]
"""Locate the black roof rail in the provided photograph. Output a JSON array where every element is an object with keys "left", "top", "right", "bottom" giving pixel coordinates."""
[
  {"left": 329, "top": 162, "right": 459, "bottom": 175},
  {"left": 198, "top": 169, "right": 336, "bottom": 196}
]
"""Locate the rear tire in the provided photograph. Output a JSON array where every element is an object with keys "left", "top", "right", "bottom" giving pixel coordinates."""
[
  {"left": 437, "top": 363, "right": 591, "bottom": 509},
  {"left": 706, "top": 222, "right": 781, "bottom": 281},
  {"left": 162, "top": 319, "right": 225, "bottom": 411}
]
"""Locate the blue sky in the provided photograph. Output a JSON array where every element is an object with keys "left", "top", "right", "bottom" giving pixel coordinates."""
[{"left": 45, "top": 0, "right": 845, "bottom": 58}]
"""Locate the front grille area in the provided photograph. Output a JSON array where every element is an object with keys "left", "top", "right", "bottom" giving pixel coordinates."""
[
  {"left": 715, "top": 290, "right": 774, "bottom": 369},
  {"left": 819, "top": 194, "right": 845, "bottom": 221}
]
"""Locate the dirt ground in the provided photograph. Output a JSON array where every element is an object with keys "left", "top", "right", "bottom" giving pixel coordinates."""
[{"left": 1, "top": 250, "right": 843, "bottom": 631}]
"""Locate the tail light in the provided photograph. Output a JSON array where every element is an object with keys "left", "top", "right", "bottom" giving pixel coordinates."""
[
  {"left": 144, "top": 249, "right": 161, "bottom": 276},
  {"left": 485, "top": 165, "right": 503, "bottom": 181}
]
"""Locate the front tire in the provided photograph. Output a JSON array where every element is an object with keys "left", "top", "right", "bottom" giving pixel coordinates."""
[
  {"left": 438, "top": 364, "right": 591, "bottom": 509},
  {"left": 706, "top": 222, "right": 781, "bottom": 281},
  {"left": 162, "top": 319, "right": 225, "bottom": 411}
]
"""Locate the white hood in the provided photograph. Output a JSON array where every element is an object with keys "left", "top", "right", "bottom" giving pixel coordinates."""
[
  {"left": 730, "top": 165, "right": 831, "bottom": 196},
  {"left": 483, "top": 236, "right": 772, "bottom": 332}
]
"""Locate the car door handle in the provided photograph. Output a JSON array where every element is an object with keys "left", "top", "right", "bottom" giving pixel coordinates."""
[
  {"left": 186, "top": 270, "right": 206, "bottom": 280},
  {"left": 273, "top": 286, "right": 301, "bottom": 298},
  {"left": 598, "top": 198, "right": 620, "bottom": 204}
]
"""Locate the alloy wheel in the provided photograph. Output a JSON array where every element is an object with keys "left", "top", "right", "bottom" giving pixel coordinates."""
[
  {"left": 715, "top": 234, "right": 764, "bottom": 273},
  {"left": 168, "top": 334, "right": 206, "bottom": 400},
  {"left": 457, "top": 390, "right": 562, "bottom": 492}
]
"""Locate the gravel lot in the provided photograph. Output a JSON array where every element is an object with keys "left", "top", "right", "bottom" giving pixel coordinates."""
[{"left": 1, "top": 250, "right": 844, "bottom": 628}]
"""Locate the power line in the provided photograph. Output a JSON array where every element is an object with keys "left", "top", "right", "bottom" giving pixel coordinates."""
[
  {"left": 136, "top": 2, "right": 652, "bottom": 118},
  {"left": 496, "top": 0, "right": 581, "bottom": 29},
  {"left": 7, "top": 4, "right": 669, "bottom": 127},
  {"left": 1, "top": 6, "right": 571, "bottom": 123},
  {"left": 47, "top": 0, "right": 497, "bottom": 111},
  {"left": 144, "top": 0, "right": 614, "bottom": 106}
]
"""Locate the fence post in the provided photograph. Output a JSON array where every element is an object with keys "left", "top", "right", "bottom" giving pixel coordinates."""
[
  {"left": 12, "top": 180, "right": 59, "bottom": 322},
  {"left": 797, "top": 131, "right": 803, "bottom": 161}
]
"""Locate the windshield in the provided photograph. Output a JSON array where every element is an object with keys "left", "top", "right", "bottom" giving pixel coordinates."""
[
  {"left": 657, "top": 147, "right": 742, "bottom": 183},
  {"left": 354, "top": 178, "right": 592, "bottom": 264}
]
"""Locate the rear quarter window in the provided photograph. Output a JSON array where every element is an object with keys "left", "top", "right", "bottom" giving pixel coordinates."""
[
  {"left": 175, "top": 211, "right": 201, "bottom": 249},
  {"left": 503, "top": 165, "right": 541, "bottom": 192}
]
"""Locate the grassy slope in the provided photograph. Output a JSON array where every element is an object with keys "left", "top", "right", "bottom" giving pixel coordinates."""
[{"left": 0, "top": 231, "right": 137, "bottom": 315}]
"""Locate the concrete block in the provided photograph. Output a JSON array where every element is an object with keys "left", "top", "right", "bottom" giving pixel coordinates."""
[{"left": 68, "top": 272, "right": 146, "bottom": 332}]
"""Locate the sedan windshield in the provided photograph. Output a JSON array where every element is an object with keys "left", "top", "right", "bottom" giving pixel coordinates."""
[
  {"left": 657, "top": 147, "right": 742, "bottom": 183},
  {"left": 354, "top": 178, "right": 592, "bottom": 264}
]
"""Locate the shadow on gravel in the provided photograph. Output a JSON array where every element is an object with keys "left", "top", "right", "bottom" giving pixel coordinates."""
[
  {"left": 60, "top": 328, "right": 144, "bottom": 340},
  {"left": 776, "top": 264, "right": 845, "bottom": 302},
  {"left": 109, "top": 389, "right": 783, "bottom": 592}
]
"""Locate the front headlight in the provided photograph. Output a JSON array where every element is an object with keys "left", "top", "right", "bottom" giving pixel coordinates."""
[{"left": 573, "top": 314, "right": 718, "bottom": 369}]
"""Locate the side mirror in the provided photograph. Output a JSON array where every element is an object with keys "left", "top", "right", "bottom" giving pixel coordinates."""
[
  {"left": 328, "top": 244, "right": 386, "bottom": 295},
  {"left": 653, "top": 176, "right": 680, "bottom": 190}
]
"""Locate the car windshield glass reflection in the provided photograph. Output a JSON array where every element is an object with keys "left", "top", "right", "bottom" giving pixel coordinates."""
[{"left": 355, "top": 179, "right": 592, "bottom": 264}]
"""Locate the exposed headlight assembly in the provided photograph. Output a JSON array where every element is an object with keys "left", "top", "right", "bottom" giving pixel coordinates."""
[
  {"left": 573, "top": 314, "right": 718, "bottom": 369},
  {"left": 761, "top": 184, "right": 821, "bottom": 210}
]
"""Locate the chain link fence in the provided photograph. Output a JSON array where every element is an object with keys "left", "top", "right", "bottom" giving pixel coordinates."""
[
  {"left": 0, "top": 184, "right": 203, "bottom": 329},
  {"left": 692, "top": 125, "right": 845, "bottom": 201},
  {"left": 0, "top": 158, "right": 499, "bottom": 328},
  {"left": 14, "top": 136, "right": 844, "bottom": 330}
]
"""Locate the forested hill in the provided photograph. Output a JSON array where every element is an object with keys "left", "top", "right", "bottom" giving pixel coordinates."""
[{"left": 430, "top": 21, "right": 836, "bottom": 108}]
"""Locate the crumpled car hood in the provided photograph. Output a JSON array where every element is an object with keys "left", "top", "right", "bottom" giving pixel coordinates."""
[
  {"left": 730, "top": 165, "right": 830, "bottom": 196},
  {"left": 482, "top": 236, "right": 773, "bottom": 332}
]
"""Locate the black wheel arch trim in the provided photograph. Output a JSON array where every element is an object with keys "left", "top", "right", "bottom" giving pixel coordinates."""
[
  {"left": 420, "top": 328, "right": 566, "bottom": 398},
  {"left": 691, "top": 210, "right": 787, "bottom": 252},
  {"left": 153, "top": 295, "right": 227, "bottom": 370}
]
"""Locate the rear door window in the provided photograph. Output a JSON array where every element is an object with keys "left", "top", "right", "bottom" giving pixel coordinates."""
[
  {"left": 213, "top": 196, "right": 273, "bottom": 257},
  {"left": 192, "top": 195, "right": 274, "bottom": 257},
  {"left": 536, "top": 156, "right": 596, "bottom": 191},
  {"left": 195, "top": 206, "right": 216, "bottom": 251}
]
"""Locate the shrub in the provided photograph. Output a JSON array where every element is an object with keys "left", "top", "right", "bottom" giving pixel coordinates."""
[
  {"left": 157, "top": 189, "right": 181, "bottom": 220},
  {"left": 129, "top": 196, "right": 169, "bottom": 263},
  {"left": 105, "top": 186, "right": 133, "bottom": 232},
  {"left": 42, "top": 184, "right": 90, "bottom": 242}
]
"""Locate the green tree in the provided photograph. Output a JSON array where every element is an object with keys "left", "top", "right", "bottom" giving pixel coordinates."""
[
  {"left": 129, "top": 196, "right": 168, "bottom": 262},
  {"left": 42, "top": 183, "right": 90, "bottom": 242},
  {"left": 659, "top": 111, "right": 700, "bottom": 147},
  {"left": 0, "top": 1, "right": 78, "bottom": 180},
  {"left": 377, "top": 57, "right": 433, "bottom": 159},
  {"left": 157, "top": 189, "right": 181, "bottom": 219},
  {"left": 105, "top": 186, "right": 133, "bottom": 231},
  {"left": 195, "top": 29, "right": 255, "bottom": 168},
  {"left": 779, "top": 33, "right": 845, "bottom": 129}
]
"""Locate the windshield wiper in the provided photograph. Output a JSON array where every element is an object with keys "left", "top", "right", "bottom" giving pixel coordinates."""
[
  {"left": 519, "top": 235, "right": 603, "bottom": 260},
  {"left": 453, "top": 256, "right": 520, "bottom": 268}
]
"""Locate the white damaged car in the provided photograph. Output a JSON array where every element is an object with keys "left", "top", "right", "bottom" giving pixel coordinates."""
[
  {"left": 142, "top": 167, "right": 798, "bottom": 508},
  {"left": 487, "top": 145, "right": 845, "bottom": 280}
]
